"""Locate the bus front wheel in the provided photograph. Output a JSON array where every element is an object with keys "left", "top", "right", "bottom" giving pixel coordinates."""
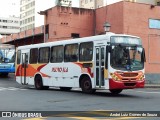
[
  {"left": 109, "top": 89, "right": 123, "bottom": 94},
  {"left": 81, "top": 77, "right": 96, "bottom": 93}
]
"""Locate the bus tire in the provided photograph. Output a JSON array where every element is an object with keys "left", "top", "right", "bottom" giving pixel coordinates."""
[
  {"left": 35, "top": 75, "right": 43, "bottom": 90},
  {"left": 109, "top": 89, "right": 123, "bottom": 94},
  {"left": 81, "top": 76, "right": 95, "bottom": 93},
  {"left": 1, "top": 73, "right": 9, "bottom": 77},
  {"left": 60, "top": 87, "right": 72, "bottom": 91}
]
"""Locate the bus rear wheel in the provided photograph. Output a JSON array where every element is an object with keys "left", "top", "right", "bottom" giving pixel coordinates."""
[
  {"left": 81, "top": 77, "right": 96, "bottom": 93},
  {"left": 35, "top": 75, "right": 43, "bottom": 90},
  {"left": 109, "top": 89, "right": 123, "bottom": 94},
  {"left": 35, "top": 75, "right": 49, "bottom": 90}
]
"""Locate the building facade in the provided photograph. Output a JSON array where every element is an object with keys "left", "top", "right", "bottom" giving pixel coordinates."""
[
  {"left": 95, "top": 1, "right": 160, "bottom": 83},
  {"left": 0, "top": 16, "right": 20, "bottom": 37},
  {"left": 1, "top": 1, "right": 160, "bottom": 83},
  {"left": 40, "top": 6, "right": 94, "bottom": 42}
]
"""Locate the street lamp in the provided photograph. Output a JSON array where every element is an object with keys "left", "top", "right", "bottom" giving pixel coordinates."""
[{"left": 103, "top": 22, "right": 111, "bottom": 33}]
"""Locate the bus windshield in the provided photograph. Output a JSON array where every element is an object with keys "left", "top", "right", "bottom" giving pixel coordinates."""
[
  {"left": 110, "top": 43, "right": 144, "bottom": 71},
  {"left": 0, "top": 45, "right": 15, "bottom": 63}
]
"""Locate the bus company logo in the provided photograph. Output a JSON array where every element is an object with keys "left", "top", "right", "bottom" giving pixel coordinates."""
[
  {"left": 2, "top": 112, "right": 11, "bottom": 117},
  {"left": 52, "top": 67, "right": 68, "bottom": 72}
]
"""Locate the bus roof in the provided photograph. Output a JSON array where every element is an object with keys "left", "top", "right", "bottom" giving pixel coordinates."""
[{"left": 17, "top": 33, "right": 140, "bottom": 50}]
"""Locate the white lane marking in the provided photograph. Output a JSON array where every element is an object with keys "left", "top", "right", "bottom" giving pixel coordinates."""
[
  {"left": 127, "top": 89, "right": 160, "bottom": 94},
  {"left": 135, "top": 90, "right": 160, "bottom": 94},
  {"left": 0, "top": 87, "right": 28, "bottom": 91}
]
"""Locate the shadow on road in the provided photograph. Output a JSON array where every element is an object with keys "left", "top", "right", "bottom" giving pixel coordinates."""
[{"left": 25, "top": 86, "right": 141, "bottom": 98}]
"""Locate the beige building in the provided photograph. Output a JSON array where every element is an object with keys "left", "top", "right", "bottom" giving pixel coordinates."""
[
  {"left": 80, "top": 0, "right": 103, "bottom": 9},
  {"left": 20, "top": 0, "right": 55, "bottom": 32},
  {"left": 0, "top": 16, "right": 20, "bottom": 37},
  {"left": 80, "top": 0, "right": 160, "bottom": 9}
]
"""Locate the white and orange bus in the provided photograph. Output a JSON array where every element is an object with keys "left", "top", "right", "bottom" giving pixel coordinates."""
[{"left": 15, "top": 32, "right": 146, "bottom": 94}]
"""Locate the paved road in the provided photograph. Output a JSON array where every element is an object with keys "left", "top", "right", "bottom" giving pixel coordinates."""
[{"left": 0, "top": 73, "right": 160, "bottom": 120}]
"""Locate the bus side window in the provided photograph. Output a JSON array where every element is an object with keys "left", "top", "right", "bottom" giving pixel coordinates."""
[
  {"left": 79, "top": 42, "right": 93, "bottom": 61},
  {"left": 17, "top": 50, "right": 21, "bottom": 64},
  {"left": 38, "top": 47, "right": 50, "bottom": 63},
  {"left": 51, "top": 45, "right": 63, "bottom": 63},
  {"left": 30, "top": 48, "right": 38, "bottom": 64},
  {"left": 64, "top": 44, "right": 78, "bottom": 62}
]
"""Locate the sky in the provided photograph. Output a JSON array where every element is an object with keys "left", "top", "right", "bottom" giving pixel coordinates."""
[{"left": 0, "top": 0, "right": 20, "bottom": 17}]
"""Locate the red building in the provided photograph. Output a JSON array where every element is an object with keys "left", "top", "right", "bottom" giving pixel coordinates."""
[
  {"left": 96, "top": 2, "right": 160, "bottom": 83},
  {"left": 40, "top": 6, "right": 95, "bottom": 42},
  {"left": 1, "top": 1, "right": 160, "bottom": 83}
]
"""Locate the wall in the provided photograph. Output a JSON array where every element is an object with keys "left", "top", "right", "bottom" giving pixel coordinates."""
[
  {"left": 45, "top": 6, "right": 94, "bottom": 42},
  {"left": 0, "top": 26, "right": 44, "bottom": 47},
  {"left": 123, "top": 2, "right": 160, "bottom": 83},
  {"left": 96, "top": 2, "right": 124, "bottom": 34},
  {"left": 123, "top": 2, "right": 160, "bottom": 74},
  {"left": 96, "top": 1, "right": 160, "bottom": 83}
]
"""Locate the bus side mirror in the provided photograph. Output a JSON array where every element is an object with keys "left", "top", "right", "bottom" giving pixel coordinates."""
[{"left": 142, "top": 48, "right": 146, "bottom": 62}]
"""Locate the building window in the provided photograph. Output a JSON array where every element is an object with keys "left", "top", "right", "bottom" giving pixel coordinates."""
[
  {"left": 3, "top": 20, "right": 7, "bottom": 23},
  {"left": 149, "top": 19, "right": 160, "bottom": 29},
  {"left": 3, "top": 26, "right": 7, "bottom": 28},
  {"left": 71, "top": 33, "right": 80, "bottom": 38}
]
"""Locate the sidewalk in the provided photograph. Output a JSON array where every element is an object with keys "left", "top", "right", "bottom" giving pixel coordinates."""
[{"left": 145, "top": 84, "right": 160, "bottom": 88}]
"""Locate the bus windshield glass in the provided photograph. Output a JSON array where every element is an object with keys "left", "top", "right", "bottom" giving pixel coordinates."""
[
  {"left": 0, "top": 44, "right": 15, "bottom": 63},
  {"left": 110, "top": 37, "right": 144, "bottom": 71}
]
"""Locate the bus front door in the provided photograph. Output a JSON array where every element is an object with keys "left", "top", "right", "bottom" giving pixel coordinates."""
[
  {"left": 21, "top": 53, "right": 29, "bottom": 85},
  {"left": 95, "top": 46, "right": 105, "bottom": 88}
]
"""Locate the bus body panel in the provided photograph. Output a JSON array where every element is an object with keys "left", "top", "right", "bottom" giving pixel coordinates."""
[
  {"left": 15, "top": 33, "right": 145, "bottom": 93},
  {"left": 16, "top": 62, "right": 94, "bottom": 88}
]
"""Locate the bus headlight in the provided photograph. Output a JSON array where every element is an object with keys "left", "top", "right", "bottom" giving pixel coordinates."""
[
  {"left": 139, "top": 74, "right": 144, "bottom": 81},
  {"left": 110, "top": 73, "right": 121, "bottom": 81}
]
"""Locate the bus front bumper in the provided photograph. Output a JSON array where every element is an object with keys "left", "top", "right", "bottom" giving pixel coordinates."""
[
  {"left": 0, "top": 68, "right": 15, "bottom": 73},
  {"left": 109, "top": 78, "right": 145, "bottom": 89}
]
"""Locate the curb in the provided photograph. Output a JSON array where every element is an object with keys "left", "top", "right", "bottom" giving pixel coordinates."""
[{"left": 145, "top": 84, "right": 160, "bottom": 88}]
